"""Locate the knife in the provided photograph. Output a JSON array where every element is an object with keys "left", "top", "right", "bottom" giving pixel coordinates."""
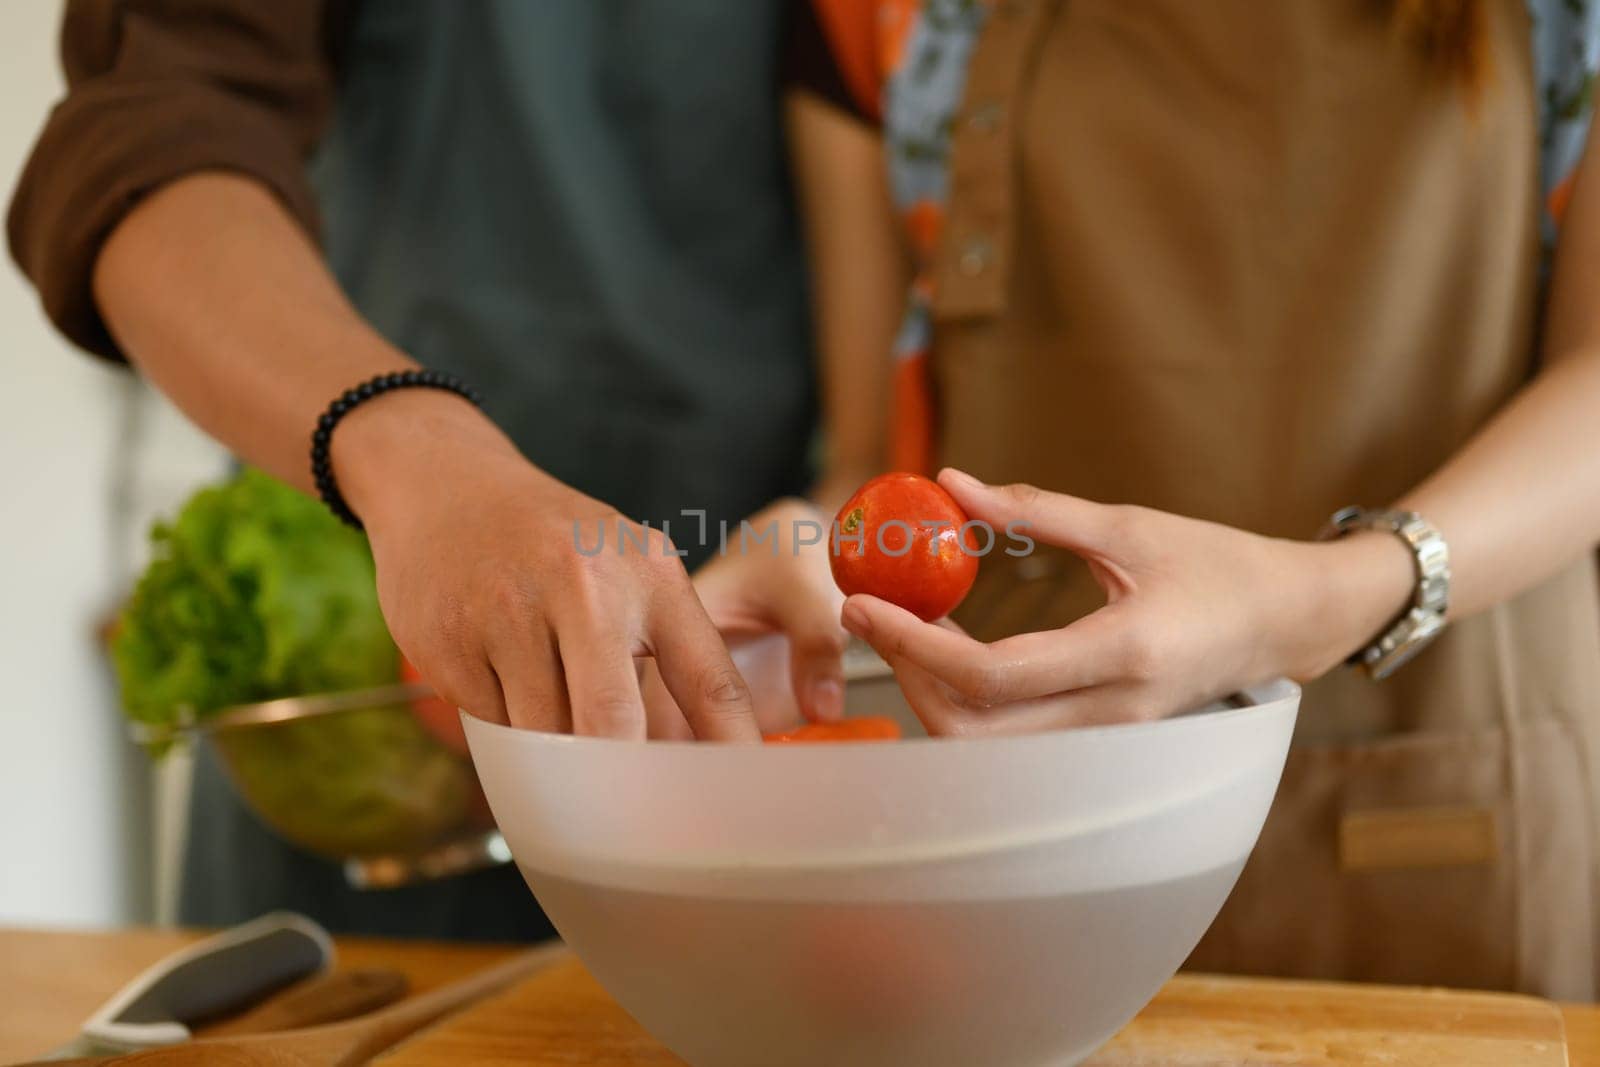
[{"left": 37, "top": 912, "right": 332, "bottom": 1060}]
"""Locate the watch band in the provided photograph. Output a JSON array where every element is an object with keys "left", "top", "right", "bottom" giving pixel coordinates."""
[{"left": 1318, "top": 507, "right": 1451, "bottom": 681}]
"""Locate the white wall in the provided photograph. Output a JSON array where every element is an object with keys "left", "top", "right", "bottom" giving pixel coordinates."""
[{"left": 0, "top": 3, "right": 224, "bottom": 927}]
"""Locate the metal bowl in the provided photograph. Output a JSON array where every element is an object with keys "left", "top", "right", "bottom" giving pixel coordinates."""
[{"left": 130, "top": 684, "right": 507, "bottom": 889}]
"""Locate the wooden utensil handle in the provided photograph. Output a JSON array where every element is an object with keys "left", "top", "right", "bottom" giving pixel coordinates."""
[
  {"left": 332, "top": 943, "right": 567, "bottom": 1064},
  {"left": 203, "top": 969, "right": 407, "bottom": 1037}
]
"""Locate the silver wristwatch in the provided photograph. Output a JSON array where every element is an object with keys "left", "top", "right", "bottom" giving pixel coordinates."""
[{"left": 1317, "top": 507, "right": 1450, "bottom": 681}]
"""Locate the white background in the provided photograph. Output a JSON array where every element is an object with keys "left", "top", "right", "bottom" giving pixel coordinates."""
[{"left": 0, "top": 2, "right": 224, "bottom": 927}]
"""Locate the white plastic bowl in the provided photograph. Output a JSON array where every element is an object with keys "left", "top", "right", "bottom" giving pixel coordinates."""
[{"left": 464, "top": 677, "right": 1298, "bottom": 1067}]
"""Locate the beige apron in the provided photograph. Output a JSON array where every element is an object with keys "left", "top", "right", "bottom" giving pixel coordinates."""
[{"left": 932, "top": 0, "right": 1600, "bottom": 998}]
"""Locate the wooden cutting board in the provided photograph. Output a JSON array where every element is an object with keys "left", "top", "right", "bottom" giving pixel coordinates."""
[
  {"left": 1087, "top": 973, "right": 1568, "bottom": 1066},
  {"left": 381, "top": 955, "right": 1569, "bottom": 1066}
]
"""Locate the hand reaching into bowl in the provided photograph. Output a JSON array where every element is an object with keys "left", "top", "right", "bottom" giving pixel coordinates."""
[
  {"left": 338, "top": 392, "right": 762, "bottom": 742},
  {"left": 841, "top": 470, "right": 1415, "bottom": 735},
  {"left": 641, "top": 498, "right": 849, "bottom": 738}
]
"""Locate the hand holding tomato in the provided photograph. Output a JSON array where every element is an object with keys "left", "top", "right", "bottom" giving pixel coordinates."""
[{"left": 842, "top": 469, "right": 1415, "bottom": 735}]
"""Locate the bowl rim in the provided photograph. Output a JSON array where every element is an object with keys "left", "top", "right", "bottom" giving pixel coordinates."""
[
  {"left": 125, "top": 682, "right": 436, "bottom": 746},
  {"left": 123, "top": 641, "right": 898, "bottom": 746},
  {"left": 460, "top": 678, "right": 1301, "bottom": 754}
]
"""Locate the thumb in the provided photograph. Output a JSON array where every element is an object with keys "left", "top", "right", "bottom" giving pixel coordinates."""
[
  {"left": 772, "top": 585, "right": 848, "bottom": 722},
  {"left": 788, "top": 617, "right": 848, "bottom": 722}
]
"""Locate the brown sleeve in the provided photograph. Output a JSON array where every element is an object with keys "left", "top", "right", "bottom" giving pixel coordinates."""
[{"left": 6, "top": 0, "right": 349, "bottom": 361}]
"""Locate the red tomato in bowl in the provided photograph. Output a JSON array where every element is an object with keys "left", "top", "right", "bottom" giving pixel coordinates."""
[
  {"left": 830, "top": 473, "right": 980, "bottom": 621},
  {"left": 763, "top": 716, "right": 902, "bottom": 743},
  {"left": 400, "top": 655, "right": 470, "bottom": 755}
]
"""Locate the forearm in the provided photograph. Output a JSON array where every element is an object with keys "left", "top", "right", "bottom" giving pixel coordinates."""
[
  {"left": 1292, "top": 138, "right": 1600, "bottom": 676},
  {"left": 1392, "top": 349, "right": 1600, "bottom": 617},
  {"left": 1390, "top": 132, "right": 1600, "bottom": 618},
  {"left": 1285, "top": 346, "right": 1600, "bottom": 682},
  {"left": 1283, "top": 330, "right": 1600, "bottom": 683},
  {"left": 92, "top": 171, "right": 515, "bottom": 516}
]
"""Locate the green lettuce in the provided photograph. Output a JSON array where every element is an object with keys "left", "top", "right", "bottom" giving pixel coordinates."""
[
  {"left": 114, "top": 468, "right": 398, "bottom": 726},
  {"left": 113, "top": 469, "right": 475, "bottom": 858}
]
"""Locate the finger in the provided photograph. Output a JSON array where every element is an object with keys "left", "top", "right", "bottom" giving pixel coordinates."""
[
  {"left": 842, "top": 594, "right": 1131, "bottom": 705},
  {"left": 884, "top": 653, "right": 1094, "bottom": 736},
  {"left": 890, "top": 655, "right": 1149, "bottom": 736},
  {"left": 485, "top": 624, "right": 571, "bottom": 733},
  {"left": 770, "top": 583, "right": 848, "bottom": 723},
  {"left": 791, "top": 640, "right": 847, "bottom": 721},
  {"left": 650, "top": 585, "right": 760, "bottom": 742},
  {"left": 693, "top": 512, "right": 846, "bottom": 721},
  {"left": 556, "top": 618, "right": 649, "bottom": 739},
  {"left": 1085, "top": 556, "right": 1137, "bottom": 603},
  {"left": 418, "top": 648, "right": 510, "bottom": 726},
  {"left": 880, "top": 651, "right": 967, "bottom": 735},
  {"left": 638, "top": 657, "right": 695, "bottom": 741},
  {"left": 937, "top": 468, "right": 1122, "bottom": 556}
]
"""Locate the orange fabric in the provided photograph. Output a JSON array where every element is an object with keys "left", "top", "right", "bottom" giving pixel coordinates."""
[
  {"left": 809, "top": 0, "right": 885, "bottom": 122},
  {"left": 877, "top": 0, "right": 921, "bottom": 75},
  {"left": 903, "top": 199, "right": 945, "bottom": 262},
  {"left": 1548, "top": 171, "right": 1576, "bottom": 228},
  {"left": 889, "top": 352, "right": 935, "bottom": 474}
]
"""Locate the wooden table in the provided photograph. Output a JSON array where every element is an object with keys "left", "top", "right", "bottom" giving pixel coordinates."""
[{"left": 2, "top": 926, "right": 1596, "bottom": 1065}]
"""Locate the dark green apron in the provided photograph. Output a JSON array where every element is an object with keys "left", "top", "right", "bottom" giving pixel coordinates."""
[{"left": 181, "top": 0, "right": 815, "bottom": 940}]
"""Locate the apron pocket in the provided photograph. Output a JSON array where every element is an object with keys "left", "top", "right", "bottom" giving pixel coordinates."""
[{"left": 1186, "top": 717, "right": 1595, "bottom": 997}]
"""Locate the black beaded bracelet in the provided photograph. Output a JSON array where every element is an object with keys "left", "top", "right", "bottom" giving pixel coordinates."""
[{"left": 311, "top": 369, "right": 482, "bottom": 530}]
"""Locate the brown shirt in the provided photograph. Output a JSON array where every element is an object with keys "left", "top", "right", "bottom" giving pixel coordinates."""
[{"left": 6, "top": 0, "right": 351, "bottom": 360}]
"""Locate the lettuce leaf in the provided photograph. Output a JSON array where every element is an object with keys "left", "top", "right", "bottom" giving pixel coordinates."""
[{"left": 114, "top": 468, "right": 398, "bottom": 730}]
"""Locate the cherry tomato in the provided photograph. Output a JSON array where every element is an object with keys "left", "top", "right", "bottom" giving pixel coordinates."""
[
  {"left": 830, "top": 472, "right": 980, "bottom": 621},
  {"left": 763, "top": 716, "right": 903, "bottom": 743},
  {"left": 400, "top": 655, "right": 470, "bottom": 755}
]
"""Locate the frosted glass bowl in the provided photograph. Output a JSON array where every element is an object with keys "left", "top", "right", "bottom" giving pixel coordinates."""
[{"left": 464, "top": 675, "right": 1298, "bottom": 1067}]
